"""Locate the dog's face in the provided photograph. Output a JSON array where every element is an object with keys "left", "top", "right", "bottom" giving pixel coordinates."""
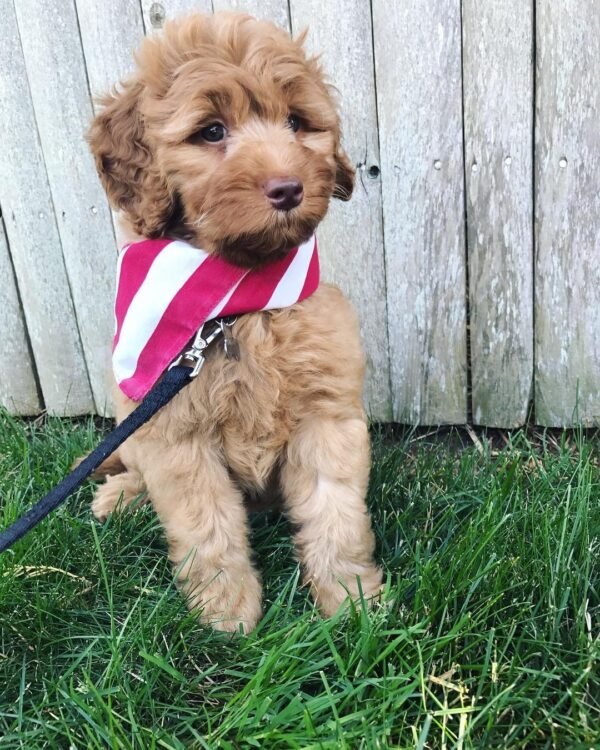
[{"left": 89, "top": 13, "right": 354, "bottom": 266}]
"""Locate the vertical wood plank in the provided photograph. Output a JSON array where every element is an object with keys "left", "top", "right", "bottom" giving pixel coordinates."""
[
  {"left": 212, "top": 0, "right": 289, "bottom": 30},
  {"left": 16, "top": 0, "right": 117, "bottom": 415},
  {"left": 463, "top": 0, "right": 534, "bottom": 427},
  {"left": 75, "top": 0, "right": 145, "bottom": 98},
  {"left": 141, "top": 0, "right": 212, "bottom": 32},
  {"left": 535, "top": 1, "right": 600, "bottom": 427},
  {"left": 0, "top": 214, "right": 40, "bottom": 415},
  {"left": 76, "top": 1, "right": 147, "bottom": 405},
  {"left": 372, "top": 0, "right": 467, "bottom": 424},
  {"left": 75, "top": 0, "right": 147, "bottom": 415},
  {"left": 288, "top": 0, "right": 392, "bottom": 420},
  {"left": 0, "top": 0, "right": 93, "bottom": 415}
]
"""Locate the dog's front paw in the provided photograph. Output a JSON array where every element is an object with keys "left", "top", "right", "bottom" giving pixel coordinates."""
[
  {"left": 91, "top": 472, "right": 146, "bottom": 521},
  {"left": 91, "top": 493, "right": 116, "bottom": 522},
  {"left": 311, "top": 564, "right": 384, "bottom": 618},
  {"left": 184, "top": 567, "right": 263, "bottom": 634}
]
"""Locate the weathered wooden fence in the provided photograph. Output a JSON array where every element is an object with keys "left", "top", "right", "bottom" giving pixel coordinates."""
[{"left": 0, "top": 0, "right": 598, "bottom": 426}]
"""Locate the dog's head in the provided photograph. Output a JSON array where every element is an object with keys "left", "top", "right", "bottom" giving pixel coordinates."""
[{"left": 88, "top": 12, "right": 354, "bottom": 266}]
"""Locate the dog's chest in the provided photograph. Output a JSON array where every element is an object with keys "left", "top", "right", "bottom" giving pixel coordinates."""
[
  {"left": 154, "top": 284, "right": 364, "bottom": 490},
  {"left": 197, "top": 313, "right": 298, "bottom": 487},
  {"left": 213, "top": 285, "right": 364, "bottom": 484}
]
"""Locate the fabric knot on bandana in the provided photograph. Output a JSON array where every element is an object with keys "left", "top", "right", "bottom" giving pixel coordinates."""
[{"left": 111, "top": 235, "right": 319, "bottom": 401}]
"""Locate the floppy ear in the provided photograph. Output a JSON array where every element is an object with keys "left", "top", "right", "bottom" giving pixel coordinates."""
[
  {"left": 332, "top": 149, "right": 355, "bottom": 201},
  {"left": 87, "top": 80, "right": 173, "bottom": 237}
]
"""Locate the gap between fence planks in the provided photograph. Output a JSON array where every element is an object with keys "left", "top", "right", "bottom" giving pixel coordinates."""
[{"left": 462, "top": 0, "right": 534, "bottom": 428}]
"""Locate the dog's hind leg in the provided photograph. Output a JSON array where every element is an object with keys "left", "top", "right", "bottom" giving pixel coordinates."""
[
  {"left": 73, "top": 449, "right": 126, "bottom": 479},
  {"left": 281, "top": 416, "right": 383, "bottom": 617},
  {"left": 91, "top": 470, "right": 146, "bottom": 521},
  {"left": 92, "top": 451, "right": 127, "bottom": 477}
]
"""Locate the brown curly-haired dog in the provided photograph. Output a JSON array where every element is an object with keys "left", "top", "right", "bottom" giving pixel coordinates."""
[{"left": 87, "top": 12, "right": 382, "bottom": 632}]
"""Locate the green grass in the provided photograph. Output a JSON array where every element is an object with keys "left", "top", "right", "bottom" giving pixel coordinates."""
[{"left": 0, "top": 411, "right": 598, "bottom": 749}]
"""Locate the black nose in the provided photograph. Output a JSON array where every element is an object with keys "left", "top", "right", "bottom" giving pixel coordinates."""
[{"left": 264, "top": 177, "right": 304, "bottom": 211}]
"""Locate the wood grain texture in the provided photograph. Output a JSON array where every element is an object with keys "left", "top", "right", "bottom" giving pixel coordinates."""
[
  {"left": 75, "top": 0, "right": 145, "bottom": 97},
  {"left": 0, "top": 0, "right": 93, "bottom": 415},
  {"left": 463, "top": 0, "right": 534, "bottom": 427},
  {"left": 372, "top": 0, "right": 467, "bottom": 424},
  {"left": 75, "top": 0, "right": 148, "bottom": 416},
  {"left": 16, "top": 0, "right": 116, "bottom": 415},
  {"left": 141, "top": 0, "right": 212, "bottom": 32},
  {"left": 212, "top": 0, "right": 289, "bottom": 30},
  {"left": 535, "top": 1, "right": 600, "bottom": 426},
  {"left": 288, "top": 0, "right": 392, "bottom": 420},
  {"left": 1, "top": 0, "right": 595, "bottom": 425},
  {"left": 0, "top": 215, "right": 40, "bottom": 415}
]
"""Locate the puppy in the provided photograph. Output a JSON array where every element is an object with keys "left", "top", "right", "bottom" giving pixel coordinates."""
[{"left": 87, "top": 12, "right": 382, "bottom": 632}]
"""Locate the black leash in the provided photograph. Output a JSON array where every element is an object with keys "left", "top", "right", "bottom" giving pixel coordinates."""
[
  {"left": 0, "top": 365, "right": 191, "bottom": 554},
  {"left": 0, "top": 318, "right": 232, "bottom": 555}
]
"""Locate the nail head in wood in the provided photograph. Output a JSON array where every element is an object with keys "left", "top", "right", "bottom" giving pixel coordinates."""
[{"left": 149, "top": 3, "right": 166, "bottom": 29}]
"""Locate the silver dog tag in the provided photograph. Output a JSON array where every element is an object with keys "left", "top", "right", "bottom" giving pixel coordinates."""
[{"left": 219, "top": 318, "right": 241, "bottom": 361}]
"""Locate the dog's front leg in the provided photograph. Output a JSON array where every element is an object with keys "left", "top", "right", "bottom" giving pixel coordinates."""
[
  {"left": 282, "top": 417, "right": 383, "bottom": 616},
  {"left": 142, "top": 441, "right": 262, "bottom": 633}
]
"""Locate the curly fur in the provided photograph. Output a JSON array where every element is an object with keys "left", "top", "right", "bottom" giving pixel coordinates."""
[{"left": 87, "top": 12, "right": 382, "bottom": 632}]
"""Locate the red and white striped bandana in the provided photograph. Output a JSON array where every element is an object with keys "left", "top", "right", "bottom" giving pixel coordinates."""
[{"left": 112, "top": 235, "right": 319, "bottom": 400}]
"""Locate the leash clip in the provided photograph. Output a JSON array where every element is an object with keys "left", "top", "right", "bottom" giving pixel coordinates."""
[{"left": 169, "top": 320, "right": 227, "bottom": 378}]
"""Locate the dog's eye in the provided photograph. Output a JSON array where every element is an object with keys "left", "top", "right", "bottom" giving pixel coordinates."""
[
  {"left": 287, "top": 114, "right": 301, "bottom": 133},
  {"left": 199, "top": 123, "right": 227, "bottom": 143}
]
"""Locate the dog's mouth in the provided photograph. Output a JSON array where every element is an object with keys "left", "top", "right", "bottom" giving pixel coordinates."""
[{"left": 214, "top": 219, "right": 316, "bottom": 268}]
